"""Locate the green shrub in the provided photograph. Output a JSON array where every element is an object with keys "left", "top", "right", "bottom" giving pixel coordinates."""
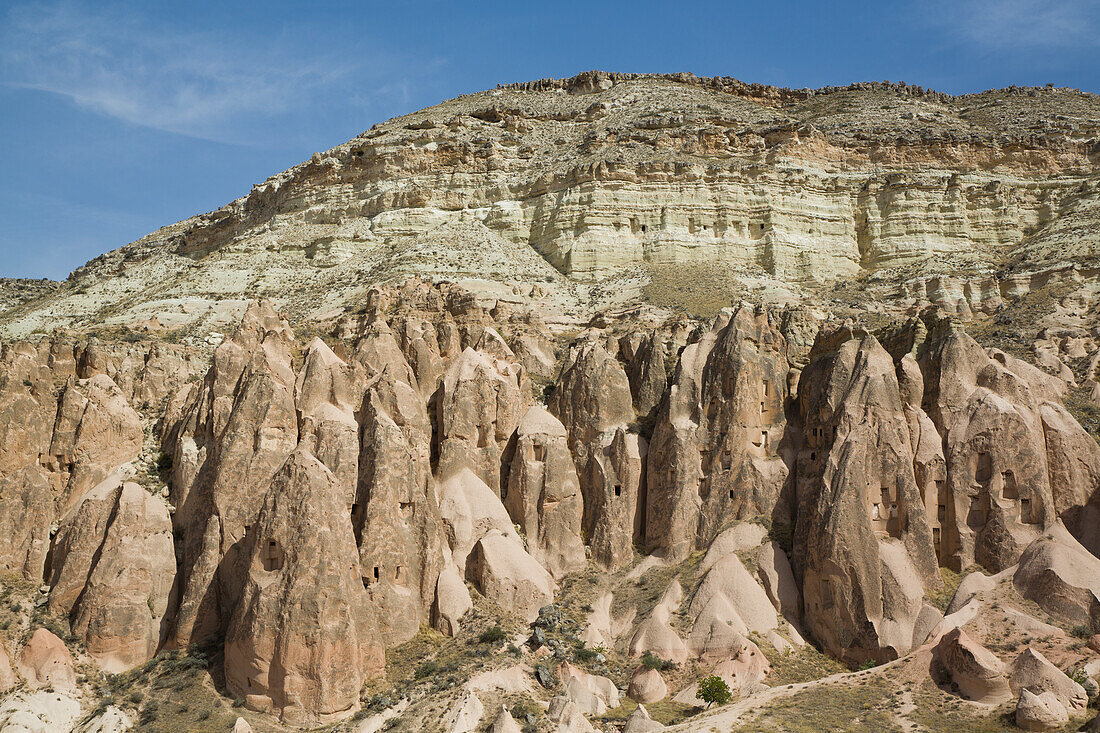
[
  {"left": 698, "top": 675, "right": 732, "bottom": 708},
  {"left": 478, "top": 626, "right": 506, "bottom": 644},
  {"left": 641, "top": 651, "right": 673, "bottom": 671},
  {"left": 414, "top": 661, "right": 440, "bottom": 679}
]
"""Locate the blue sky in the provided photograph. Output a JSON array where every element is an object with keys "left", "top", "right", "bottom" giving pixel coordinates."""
[{"left": 1, "top": 0, "right": 1098, "bottom": 280}]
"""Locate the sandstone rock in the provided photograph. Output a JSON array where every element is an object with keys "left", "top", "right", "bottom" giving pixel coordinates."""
[
  {"left": 47, "top": 479, "right": 175, "bottom": 672},
  {"left": 503, "top": 406, "right": 586, "bottom": 579},
  {"left": 558, "top": 661, "right": 619, "bottom": 715},
  {"left": 915, "top": 318, "right": 1068, "bottom": 571},
  {"left": 646, "top": 305, "right": 790, "bottom": 562},
  {"left": 796, "top": 325, "right": 939, "bottom": 663},
  {"left": 689, "top": 553, "right": 778, "bottom": 636},
  {"left": 627, "top": 666, "right": 667, "bottom": 703},
  {"left": 550, "top": 338, "right": 640, "bottom": 570},
  {"left": 582, "top": 591, "right": 633, "bottom": 650},
  {"left": 488, "top": 706, "right": 523, "bottom": 733},
  {"left": 623, "top": 704, "right": 665, "bottom": 732},
  {"left": 438, "top": 468, "right": 523, "bottom": 575},
  {"left": 48, "top": 373, "right": 143, "bottom": 511},
  {"left": 433, "top": 559, "right": 473, "bottom": 636},
  {"left": 224, "top": 449, "right": 383, "bottom": 725},
  {"left": 1016, "top": 689, "right": 1068, "bottom": 731},
  {"left": 672, "top": 649, "right": 769, "bottom": 704},
  {"left": 546, "top": 696, "right": 597, "bottom": 733},
  {"left": 467, "top": 530, "right": 556, "bottom": 623},
  {"left": 443, "top": 690, "right": 484, "bottom": 733},
  {"left": 629, "top": 581, "right": 690, "bottom": 664},
  {"left": 232, "top": 718, "right": 254, "bottom": 733},
  {"left": 1009, "top": 646, "right": 1087, "bottom": 713},
  {"left": 19, "top": 628, "right": 76, "bottom": 691},
  {"left": 355, "top": 371, "right": 443, "bottom": 647},
  {"left": 1013, "top": 531, "right": 1100, "bottom": 631},
  {"left": 699, "top": 523, "right": 767, "bottom": 573},
  {"left": 0, "top": 640, "right": 17, "bottom": 693},
  {"left": 167, "top": 301, "right": 299, "bottom": 648},
  {"left": 436, "top": 347, "right": 525, "bottom": 494},
  {"left": 295, "top": 338, "right": 360, "bottom": 499},
  {"left": 930, "top": 628, "right": 1012, "bottom": 703},
  {"left": 755, "top": 541, "right": 802, "bottom": 624}
]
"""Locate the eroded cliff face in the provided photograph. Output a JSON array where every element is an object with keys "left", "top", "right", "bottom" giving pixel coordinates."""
[
  {"left": 0, "top": 71, "right": 1099, "bottom": 731},
  {"left": 3, "top": 72, "right": 1098, "bottom": 341}
]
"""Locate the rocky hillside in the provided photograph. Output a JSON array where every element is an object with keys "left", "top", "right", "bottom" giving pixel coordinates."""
[{"left": 0, "top": 72, "right": 1099, "bottom": 732}]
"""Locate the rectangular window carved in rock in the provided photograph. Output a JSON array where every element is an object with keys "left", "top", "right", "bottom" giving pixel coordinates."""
[
  {"left": 262, "top": 540, "right": 283, "bottom": 572},
  {"left": 1002, "top": 471, "right": 1018, "bottom": 500},
  {"left": 532, "top": 443, "right": 546, "bottom": 463}
]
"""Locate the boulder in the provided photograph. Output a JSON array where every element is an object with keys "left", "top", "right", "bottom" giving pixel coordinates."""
[
  {"left": 623, "top": 704, "right": 665, "bottom": 732},
  {"left": 503, "top": 407, "right": 587, "bottom": 579},
  {"left": 558, "top": 661, "right": 619, "bottom": 715},
  {"left": 1015, "top": 689, "right": 1068, "bottom": 731},
  {"left": 467, "top": 530, "right": 556, "bottom": 624},
  {"left": 929, "top": 628, "right": 1012, "bottom": 703},
  {"left": 546, "top": 696, "right": 597, "bottom": 733},
  {"left": 232, "top": 718, "right": 254, "bottom": 733},
  {"left": 433, "top": 559, "right": 473, "bottom": 636},
  {"left": 627, "top": 666, "right": 667, "bottom": 703},
  {"left": 1009, "top": 646, "right": 1088, "bottom": 713},
  {"left": 1013, "top": 531, "right": 1100, "bottom": 631},
  {"left": 223, "top": 449, "right": 383, "bottom": 725}
]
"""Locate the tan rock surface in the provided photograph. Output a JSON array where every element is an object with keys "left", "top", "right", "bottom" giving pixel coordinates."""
[{"left": 224, "top": 448, "right": 383, "bottom": 725}]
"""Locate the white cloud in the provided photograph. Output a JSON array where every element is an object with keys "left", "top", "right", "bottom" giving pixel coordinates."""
[
  {"left": 925, "top": 0, "right": 1099, "bottom": 50},
  {"left": 0, "top": 1, "right": 409, "bottom": 143}
]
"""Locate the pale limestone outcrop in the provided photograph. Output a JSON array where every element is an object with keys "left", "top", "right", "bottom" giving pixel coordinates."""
[
  {"left": 355, "top": 370, "right": 444, "bottom": 647},
  {"left": 689, "top": 553, "right": 778, "bottom": 636},
  {"left": 546, "top": 696, "right": 597, "bottom": 733},
  {"left": 795, "top": 325, "right": 939, "bottom": 663},
  {"left": 433, "top": 558, "right": 473, "bottom": 636},
  {"left": 224, "top": 449, "right": 383, "bottom": 725},
  {"left": 47, "top": 479, "right": 174, "bottom": 672},
  {"left": 549, "top": 338, "right": 640, "bottom": 570},
  {"left": 166, "top": 301, "right": 299, "bottom": 648},
  {"left": 582, "top": 591, "right": 634, "bottom": 650},
  {"left": 436, "top": 347, "right": 526, "bottom": 494},
  {"left": 930, "top": 628, "right": 1012, "bottom": 704},
  {"left": 443, "top": 690, "right": 484, "bottom": 733},
  {"left": 646, "top": 305, "right": 789, "bottom": 562},
  {"left": 502, "top": 406, "right": 586, "bottom": 579}
]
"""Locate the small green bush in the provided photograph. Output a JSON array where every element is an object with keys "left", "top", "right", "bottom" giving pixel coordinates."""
[
  {"left": 641, "top": 651, "right": 673, "bottom": 671},
  {"left": 415, "top": 661, "right": 440, "bottom": 679},
  {"left": 698, "top": 675, "right": 732, "bottom": 708},
  {"left": 478, "top": 626, "right": 506, "bottom": 644}
]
